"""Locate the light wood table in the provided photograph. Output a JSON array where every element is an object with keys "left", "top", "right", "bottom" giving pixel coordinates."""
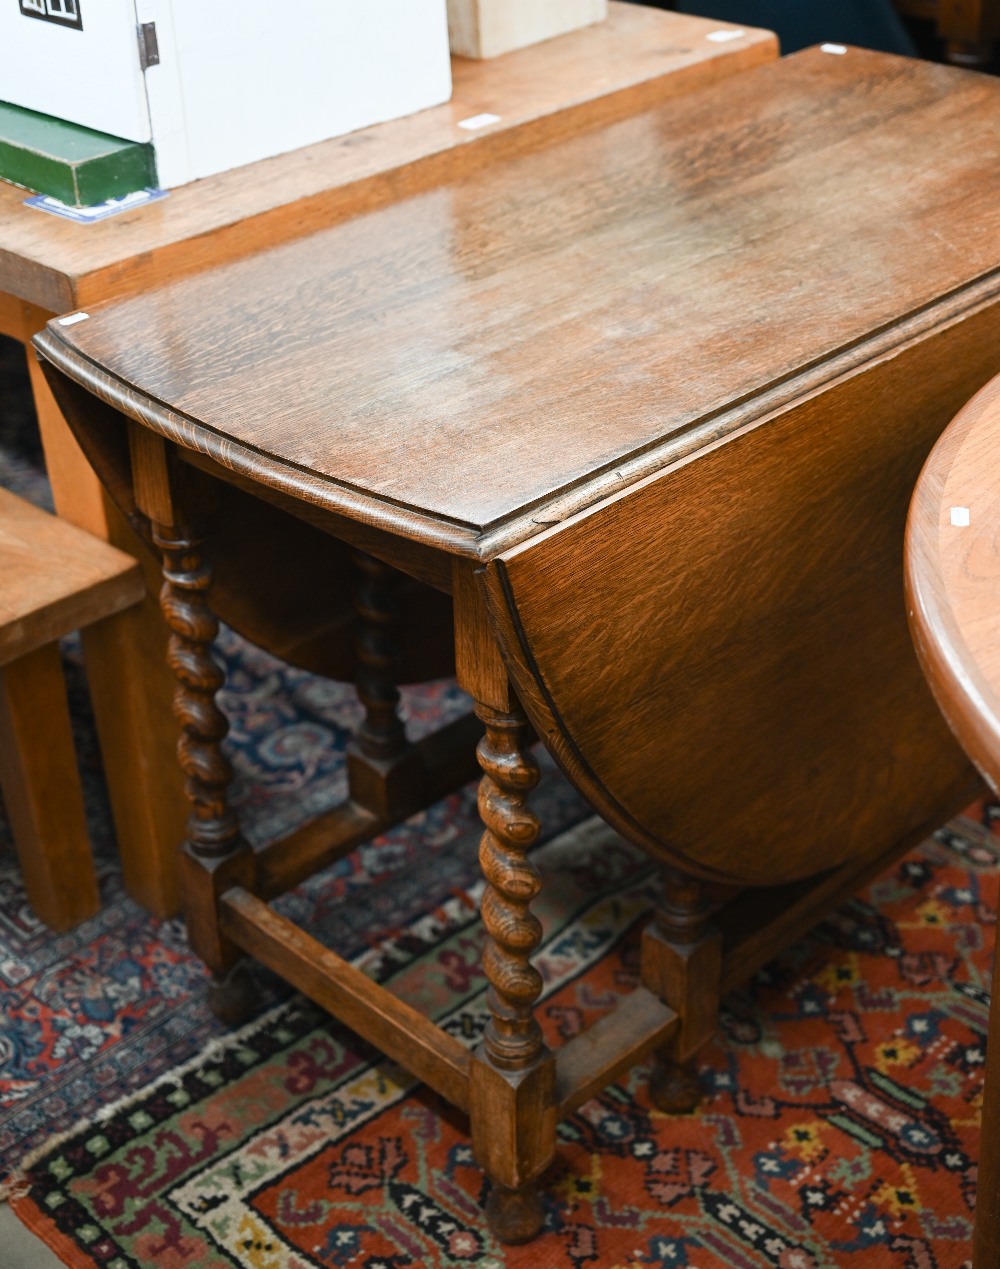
[
  {"left": 906, "top": 376, "right": 1000, "bottom": 1268},
  {"left": 0, "top": 5, "right": 776, "bottom": 916},
  {"left": 36, "top": 47, "right": 1000, "bottom": 1243}
]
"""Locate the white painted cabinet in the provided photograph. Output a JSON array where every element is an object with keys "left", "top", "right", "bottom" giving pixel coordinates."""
[
  {"left": 0, "top": 0, "right": 453, "bottom": 188},
  {"left": 1, "top": 0, "right": 151, "bottom": 142}
]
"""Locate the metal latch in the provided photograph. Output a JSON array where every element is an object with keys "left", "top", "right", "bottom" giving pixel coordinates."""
[{"left": 138, "top": 21, "right": 159, "bottom": 70}]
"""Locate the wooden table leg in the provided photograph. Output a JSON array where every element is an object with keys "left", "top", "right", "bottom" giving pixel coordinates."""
[
  {"left": 122, "top": 422, "right": 256, "bottom": 1011},
  {"left": 468, "top": 695, "right": 556, "bottom": 1244},
  {"left": 641, "top": 868, "right": 723, "bottom": 1114},
  {"left": 454, "top": 562, "right": 556, "bottom": 1243},
  {"left": 2, "top": 299, "right": 187, "bottom": 917},
  {"left": 345, "top": 550, "right": 426, "bottom": 819},
  {"left": 154, "top": 514, "right": 257, "bottom": 1021},
  {"left": 0, "top": 643, "right": 100, "bottom": 931}
]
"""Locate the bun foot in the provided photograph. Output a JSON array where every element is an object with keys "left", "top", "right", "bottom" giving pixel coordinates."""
[
  {"left": 486, "top": 1183, "right": 545, "bottom": 1244},
  {"left": 649, "top": 1054, "right": 702, "bottom": 1114},
  {"left": 207, "top": 960, "right": 258, "bottom": 1027}
]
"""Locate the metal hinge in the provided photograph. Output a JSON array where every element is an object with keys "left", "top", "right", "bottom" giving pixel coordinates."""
[{"left": 138, "top": 21, "right": 159, "bottom": 70}]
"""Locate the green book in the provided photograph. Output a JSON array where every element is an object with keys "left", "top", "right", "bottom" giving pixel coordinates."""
[{"left": 0, "top": 100, "right": 156, "bottom": 207}]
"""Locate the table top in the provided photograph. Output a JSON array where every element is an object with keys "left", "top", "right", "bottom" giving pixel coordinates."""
[
  {"left": 906, "top": 373, "right": 1000, "bottom": 793},
  {"left": 39, "top": 47, "right": 1000, "bottom": 559},
  {"left": 0, "top": 4, "right": 774, "bottom": 315}
]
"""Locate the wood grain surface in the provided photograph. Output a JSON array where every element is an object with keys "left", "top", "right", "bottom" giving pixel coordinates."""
[
  {"left": 0, "top": 4, "right": 774, "bottom": 314},
  {"left": 483, "top": 294, "right": 995, "bottom": 886},
  {"left": 37, "top": 48, "right": 1000, "bottom": 557}
]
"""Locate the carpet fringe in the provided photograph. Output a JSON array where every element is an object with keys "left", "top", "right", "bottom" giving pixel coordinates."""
[{"left": 0, "top": 1170, "right": 32, "bottom": 1204}]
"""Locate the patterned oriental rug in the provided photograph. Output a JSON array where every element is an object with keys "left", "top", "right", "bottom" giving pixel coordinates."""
[{"left": 0, "top": 335, "right": 995, "bottom": 1267}]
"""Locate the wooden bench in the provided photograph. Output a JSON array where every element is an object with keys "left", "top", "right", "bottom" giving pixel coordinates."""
[{"left": 0, "top": 488, "right": 144, "bottom": 931}]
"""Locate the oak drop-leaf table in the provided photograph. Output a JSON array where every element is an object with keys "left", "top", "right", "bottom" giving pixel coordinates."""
[{"left": 35, "top": 47, "right": 1000, "bottom": 1242}]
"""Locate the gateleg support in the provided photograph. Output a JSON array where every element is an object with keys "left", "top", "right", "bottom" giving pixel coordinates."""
[
  {"left": 345, "top": 744, "right": 427, "bottom": 822},
  {"left": 346, "top": 549, "right": 427, "bottom": 819},
  {"left": 640, "top": 869, "right": 723, "bottom": 1114}
]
